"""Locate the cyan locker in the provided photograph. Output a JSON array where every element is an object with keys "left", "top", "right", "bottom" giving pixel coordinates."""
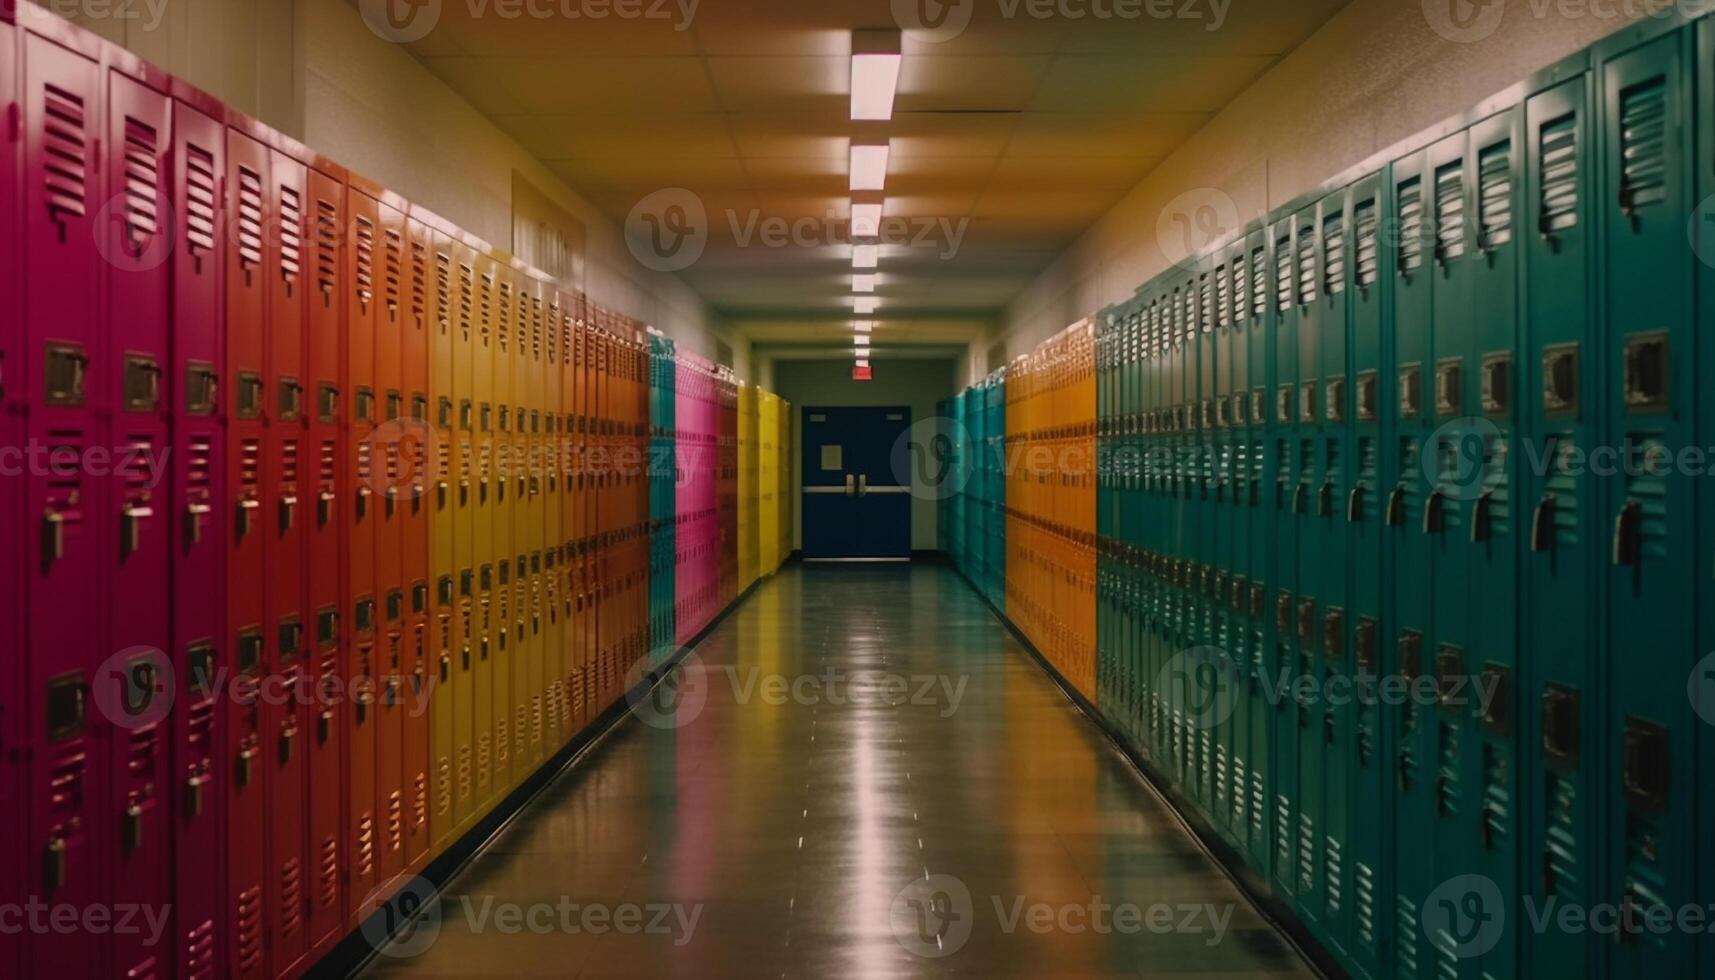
[
  {"left": 264, "top": 144, "right": 310, "bottom": 977},
  {"left": 1596, "top": 27, "right": 1696, "bottom": 977},
  {"left": 1192, "top": 263, "right": 1218, "bottom": 821},
  {"left": 1386, "top": 146, "right": 1440, "bottom": 979},
  {"left": 1698, "top": 19, "right": 1715, "bottom": 980},
  {"left": 343, "top": 186, "right": 381, "bottom": 920},
  {"left": 103, "top": 59, "right": 174, "bottom": 980},
  {"left": 1242, "top": 227, "right": 1273, "bottom": 874},
  {"left": 21, "top": 30, "right": 106, "bottom": 978},
  {"left": 303, "top": 160, "right": 347, "bottom": 959},
  {"left": 1343, "top": 171, "right": 1391, "bottom": 979},
  {"left": 1209, "top": 249, "right": 1240, "bottom": 848},
  {"left": 168, "top": 93, "right": 227, "bottom": 980},
  {"left": 1268, "top": 212, "right": 1303, "bottom": 903},
  {"left": 1520, "top": 72, "right": 1600, "bottom": 980},
  {"left": 0, "top": 21, "right": 18, "bottom": 980},
  {"left": 372, "top": 194, "right": 407, "bottom": 882},
  {"left": 402, "top": 217, "right": 432, "bottom": 871},
  {"left": 1463, "top": 104, "right": 1526, "bottom": 980},
  {"left": 450, "top": 242, "right": 477, "bottom": 830},
  {"left": 1216, "top": 241, "right": 1248, "bottom": 853},
  {"left": 222, "top": 121, "right": 271, "bottom": 980}
]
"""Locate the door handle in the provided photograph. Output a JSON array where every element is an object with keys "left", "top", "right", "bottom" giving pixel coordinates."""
[
  {"left": 1612, "top": 499, "right": 1641, "bottom": 567},
  {"left": 278, "top": 494, "right": 297, "bottom": 532},
  {"left": 42, "top": 510, "right": 65, "bottom": 565},
  {"left": 858, "top": 474, "right": 868, "bottom": 497},
  {"left": 121, "top": 504, "right": 152, "bottom": 558},
  {"left": 185, "top": 501, "right": 211, "bottom": 546},
  {"left": 1347, "top": 485, "right": 1365, "bottom": 523},
  {"left": 1530, "top": 494, "right": 1557, "bottom": 552},
  {"left": 1470, "top": 490, "right": 1493, "bottom": 543},
  {"left": 845, "top": 474, "right": 855, "bottom": 497},
  {"left": 1423, "top": 489, "right": 1445, "bottom": 534}
]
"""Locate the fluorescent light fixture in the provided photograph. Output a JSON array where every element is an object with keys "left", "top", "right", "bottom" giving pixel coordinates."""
[
  {"left": 851, "top": 202, "right": 883, "bottom": 239},
  {"left": 856, "top": 357, "right": 870, "bottom": 368},
  {"left": 849, "top": 142, "right": 889, "bottom": 192},
  {"left": 852, "top": 320, "right": 874, "bottom": 333},
  {"left": 852, "top": 244, "right": 879, "bottom": 269},
  {"left": 853, "top": 296, "right": 879, "bottom": 314},
  {"left": 851, "top": 30, "right": 902, "bottom": 121},
  {"left": 852, "top": 274, "right": 877, "bottom": 293}
]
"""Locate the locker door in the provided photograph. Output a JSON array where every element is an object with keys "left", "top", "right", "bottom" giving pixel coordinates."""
[
  {"left": 1698, "top": 21, "right": 1715, "bottom": 980},
  {"left": 1241, "top": 229, "right": 1273, "bottom": 875},
  {"left": 303, "top": 163, "right": 345, "bottom": 957},
  {"left": 543, "top": 295, "right": 564, "bottom": 748},
  {"left": 264, "top": 146, "right": 310, "bottom": 976},
  {"left": 1344, "top": 173, "right": 1391, "bottom": 977},
  {"left": 1219, "top": 250, "right": 1249, "bottom": 853},
  {"left": 1598, "top": 30, "right": 1696, "bottom": 977},
  {"left": 525, "top": 286, "right": 547, "bottom": 769},
  {"left": 343, "top": 187, "right": 380, "bottom": 919},
  {"left": 1209, "top": 254, "right": 1237, "bottom": 847},
  {"left": 1268, "top": 215, "right": 1302, "bottom": 902},
  {"left": 1387, "top": 148, "right": 1439, "bottom": 980},
  {"left": 168, "top": 97, "right": 227, "bottom": 980},
  {"left": 471, "top": 258, "right": 496, "bottom": 811},
  {"left": 1520, "top": 74, "right": 1598, "bottom": 980},
  {"left": 222, "top": 124, "right": 270, "bottom": 980},
  {"left": 102, "top": 66, "right": 174, "bottom": 980},
  {"left": 1465, "top": 105, "right": 1524, "bottom": 980},
  {"left": 0, "top": 23, "right": 18, "bottom": 980},
  {"left": 428, "top": 229, "right": 458, "bottom": 850},
  {"left": 1290, "top": 202, "right": 1325, "bottom": 926},
  {"left": 490, "top": 274, "right": 514, "bottom": 791},
  {"left": 373, "top": 201, "right": 406, "bottom": 880},
  {"left": 403, "top": 217, "right": 432, "bottom": 870},
  {"left": 451, "top": 246, "right": 477, "bottom": 829}
]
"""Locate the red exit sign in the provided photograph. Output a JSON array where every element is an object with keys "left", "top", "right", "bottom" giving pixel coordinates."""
[{"left": 852, "top": 365, "right": 873, "bottom": 381}]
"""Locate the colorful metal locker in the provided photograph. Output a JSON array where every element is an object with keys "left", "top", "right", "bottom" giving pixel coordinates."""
[
  {"left": 303, "top": 158, "right": 348, "bottom": 959},
  {"left": 470, "top": 249, "right": 496, "bottom": 814},
  {"left": 1267, "top": 211, "right": 1304, "bottom": 906},
  {"left": 0, "top": 20, "right": 22, "bottom": 979},
  {"left": 370, "top": 187, "right": 407, "bottom": 882},
  {"left": 167, "top": 89, "right": 227, "bottom": 980},
  {"left": 424, "top": 214, "right": 459, "bottom": 852},
  {"left": 1697, "top": 18, "right": 1715, "bottom": 980},
  {"left": 489, "top": 269, "right": 514, "bottom": 792},
  {"left": 403, "top": 215, "right": 433, "bottom": 871},
  {"left": 450, "top": 236, "right": 478, "bottom": 830}
]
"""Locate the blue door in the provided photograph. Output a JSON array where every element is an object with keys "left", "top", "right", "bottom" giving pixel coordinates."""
[{"left": 801, "top": 406, "right": 912, "bottom": 559}]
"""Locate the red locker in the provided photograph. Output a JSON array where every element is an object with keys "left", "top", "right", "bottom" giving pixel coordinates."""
[
  {"left": 369, "top": 186, "right": 407, "bottom": 882},
  {"left": 22, "top": 26, "right": 106, "bottom": 980},
  {"left": 0, "top": 19, "right": 23, "bottom": 980},
  {"left": 103, "top": 58, "right": 175, "bottom": 980},
  {"left": 303, "top": 159, "right": 347, "bottom": 959},
  {"left": 167, "top": 89, "right": 227, "bottom": 980},
  {"left": 264, "top": 143, "right": 310, "bottom": 977},
  {"left": 343, "top": 185, "right": 381, "bottom": 921},
  {"left": 223, "top": 121, "right": 271, "bottom": 980},
  {"left": 402, "top": 215, "right": 433, "bottom": 871}
]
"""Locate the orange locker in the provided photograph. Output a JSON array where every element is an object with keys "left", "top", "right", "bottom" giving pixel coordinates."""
[
  {"left": 369, "top": 186, "right": 407, "bottom": 882},
  {"left": 491, "top": 271, "right": 515, "bottom": 792},
  {"left": 470, "top": 249, "right": 497, "bottom": 815},
  {"left": 402, "top": 215, "right": 433, "bottom": 870}
]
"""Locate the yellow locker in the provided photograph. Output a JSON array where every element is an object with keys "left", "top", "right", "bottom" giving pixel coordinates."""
[
  {"left": 777, "top": 396, "right": 793, "bottom": 570},
  {"left": 758, "top": 392, "right": 778, "bottom": 574},
  {"left": 492, "top": 270, "right": 518, "bottom": 796},
  {"left": 427, "top": 223, "right": 458, "bottom": 851},
  {"left": 472, "top": 252, "right": 498, "bottom": 815},
  {"left": 451, "top": 238, "right": 479, "bottom": 831},
  {"left": 738, "top": 385, "right": 758, "bottom": 589}
]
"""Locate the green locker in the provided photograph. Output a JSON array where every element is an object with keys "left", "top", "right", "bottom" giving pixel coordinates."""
[
  {"left": 1596, "top": 26, "right": 1696, "bottom": 978},
  {"left": 1193, "top": 261, "right": 1218, "bottom": 821},
  {"left": 1270, "top": 213, "right": 1303, "bottom": 901},
  {"left": 1521, "top": 71, "right": 1601, "bottom": 980},
  {"left": 1697, "top": 19, "right": 1714, "bottom": 979},
  {"left": 1096, "top": 312, "right": 1117, "bottom": 715},
  {"left": 1210, "top": 246, "right": 1239, "bottom": 848},
  {"left": 1241, "top": 225, "right": 1274, "bottom": 874},
  {"left": 1343, "top": 171, "right": 1391, "bottom": 979},
  {"left": 1386, "top": 147, "right": 1440, "bottom": 980}
]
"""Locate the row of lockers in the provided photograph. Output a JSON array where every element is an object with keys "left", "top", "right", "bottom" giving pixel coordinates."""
[
  {"left": 942, "top": 11, "right": 1715, "bottom": 980},
  {"left": 735, "top": 384, "right": 795, "bottom": 594},
  {"left": 0, "top": 7, "right": 785, "bottom": 979},
  {"left": 937, "top": 372, "right": 1005, "bottom": 610}
]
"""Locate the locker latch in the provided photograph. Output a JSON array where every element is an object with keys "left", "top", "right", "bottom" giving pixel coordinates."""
[
  {"left": 1347, "top": 485, "right": 1365, "bottom": 523},
  {"left": 185, "top": 501, "right": 211, "bottom": 548},
  {"left": 1398, "top": 630, "right": 1424, "bottom": 680},
  {"left": 186, "top": 363, "right": 218, "bottom": 416},
  {"left": 1621, "top": 716, "right": 1668, "bottom": 813},
  {"left": 1322, "top": 608, "right": 1344, "bottom": 663},
  {"left": 1542, "top": 344, "right": 1578, "bottom": 415},
  {"left": 235, "top": 743, "right": 256, "bottom": 789},
  {"left": 236, "top": 495, "right": 260, "bottom": 540},
  {"left": 1434, "top": 645, "right": 1464, "bottom": 711},
  {"left": 1355, "top": 372, "right": 1378, "bottom": 421},
  {"left": 1621, "top": 331, "right": 1669, "bottom": 412},
  {"left": 1470, "top": 490, "right": 1493, "bottom": 542},
  {"left": 184, "top": 771, "right": 207, "bottom": 819},
  {"left": 123, "top": 356, "right": 162, "bottom": 412},
  {"left": 44, "top": 343, "right": 88, "bottom": 407},
  {"left": 1317, "top": 480, "right": 1334, "bottom": 517},
  {"left": 1386, "top": 485, "right": 1406, "bottom": 527},
  {"left": 41, "top": 510, "right": 65, "bottom": 567},
  {"left": 1480, "top": 353, "right": 1510, "bottom": 416},
  {"left": 1422, "top": 489, "right": 1445, "bottom": 535},
  {"left": 1354, "top": 618, "right": 1377, "bottom": 674},
  {"left": 45, "top": 674, "right": 87, "bottom": 743},
  {"left": 1297, "top": 599, "right": 1316, "bottom": 647},
  {"left": 1541, "top": 684, "right": 1579, "bottom": 769},
  {"left": 440, "top": 654, "right": 452, "bottom": 683},
  {"left": 1530, "top": 494, "right": 1558, "bottom": 552},
  {"left": 279, "top": 494, "right": 297, "bottom": 532},
  {"left": 1435, "top": 360, "right": 1463, "bottom": 416},
  {"left": 122, "top": 801, "right": 144, "bottom": 853},
  {"left": 317, "top": 710, "right": 333, "bottom": 745},
  {"left": 1275, "top": 592, "right": 1294, "bottom": 634},
  {"left": 1611, "top": 499, "right": 1641, "bottom": 567},
  {"left": 43, "top": 835, "right": 67, "bottom": 895},
  {"left": 120, "top": 503, "right": 153, "bottom": 559},
  {"left": 1398, "top": 366, "right": 1422, "bottom": 418},
  {"left": 1479, "top": 663, "right": 1510, "bottom": 736}
]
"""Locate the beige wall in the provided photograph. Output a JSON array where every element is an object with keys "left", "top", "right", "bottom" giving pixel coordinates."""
[
  {"left": 770, "top": 359, "right": 959, "bottom": 553},
  {"left": 990, "top": 0, "right": 1654, "bottom": 361}
]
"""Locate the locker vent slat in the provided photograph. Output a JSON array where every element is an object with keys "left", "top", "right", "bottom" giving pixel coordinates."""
[
  {"left": 1274, "top": 235, "right": 1293, "bottom": 312},
  {"left": 1435, "top": 161, "right": 1466, "bottom": 261},
  {"left": 236, "top": 166, "right": 264, "bottom": 268},
  {"left": 184, "top": 144, "right": 219, "bottom": 254},
  {"left": 121, "top": 116, "right": 162, "bottom": 241},
  {"left": 1540, "top": 113, "right": 1580, "bottom": 234},
  {"left": 1249, "top": 246, "right": 1267, "bottom": 317},
  {"left": 1296, "top": 223, "right": 1317, "bottom": 305},
  {"left": 315, "top": 198, "right": 339, "bottom": 298},
  {"left": 1398, "top": 177, "right": 1425, "bottom": 273},
  {"left": 41, "top": 83, "right": 89, "bottom": 220},
  {"left": 1478, "top": 139, "right": 1514, "bottom": 248},
  {"left": 1354, "top": 198, "right": 1379, "bottom": 288},
  {"left": 1323, "top": 214, "right": 1346, "bottom": 296},
  {"left": 278, "top": 186, "right": 303, "bottom": 284},
  {"left": 1619, "top": 76, "right": 1668, "bottom": 212}
]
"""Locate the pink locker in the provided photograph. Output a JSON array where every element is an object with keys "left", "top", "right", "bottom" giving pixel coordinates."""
[
  {"left": 168, "top": 88, "right": 227, "bottom": 980},
  {"left": 21, "top": 25, "right": 106, "bottom": 980},
  {"left": 103, "top": 57, "right": 175, "bottom": 980},
  {"left": 403, "top": 216, "right": 433, "bottom": 872},
  {"left": 264, "top": 143, "right": 311, "bottom": 977},
  {"left": 369, "top": 186, "right": 407, "bottom": 882},
  {"left": 0, "top": 17, "right": 21, "bottom": 980},
  {"left": 303, "top": 160, "right": 347, "bottom": 960},
  {"left": 343, "top": 185, "right": 381, "bottom": 922},
  {"left": 224, "top": 121, "right": 271, "bottom": 980}
]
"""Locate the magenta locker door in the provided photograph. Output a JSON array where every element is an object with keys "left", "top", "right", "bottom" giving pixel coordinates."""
[
  {"left": 303, "top": 162, "right": 347, "bottom": 959},
  {"left": 224, "top": 123, "right": 272, "bottom": 980},
  {"left": 102, "top": 66, "right": 175, "bottom": 980},
  {"left": 22, "top": 30, "right": 106, "bottom": 980},
  {"left": 265, "top": 146, "right": 311, "bottom": 977},
  {"left": 374, "top": 198, "right": 407, "bottom": 882},
  {"left": 168, "top": 95, "right": 227, "bottom": 980},
  {"left": 0, "top": 20, "right": 22, "bottom": 980}
]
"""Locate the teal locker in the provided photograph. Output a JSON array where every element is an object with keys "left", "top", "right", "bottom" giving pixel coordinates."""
[
  {"left": 1344, "top": 172, "right": 1391, "bottom": 979},
  {"left": 1269, "top": 213, "right": 1303, "bottom": 902},
  {"left": 1125, "top": 302, "right": 1146, "bottom": 744},
  {"left": 1291, "top": 200, "right": 1328, "bottom": 930},
  {"left": 1697, "top": 18, "right": 1714, "bottom": 980},
  {"left": 1521, "top": 72, "right": 1601, "bottom": 980},
  {"left": 1596, "top": 27, "right": 1696, "bottom": 977},
  {"left": 1208, "top": 248, "right": 1238, "bottom": 847},
  {"left": 1241, "top": 225, "right": 1274, "bottom": 874},
  {"left": 1386, "top": 147, "right": 1440, "bottom": 980}
]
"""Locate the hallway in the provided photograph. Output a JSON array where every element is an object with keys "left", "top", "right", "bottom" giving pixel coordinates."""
[{"left": 358, "top": 565, "right": 1316, "bottom": 979}]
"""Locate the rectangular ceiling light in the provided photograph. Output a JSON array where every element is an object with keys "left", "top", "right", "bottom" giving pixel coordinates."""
[
  {"left": 851, "top": 30, "right": 902, "bottom": 121},
  {"left": 853, "top": 320, "right": 874, "bottom": 333},
  {"left": 852, "top": 274, "right": 877, "bottom": 293},
  {"left": 851, "top": 202, "right": 883, "bottom": 239},
  {"left": 853, "top": 296, "right": 879, "bottom": 314},
  {"left": 856, "top": 357, "right": 871, "bottom": 368},
  {"left": 849, "top": 142, "right": 889, "bottom": 192},
  {"left": 852, "top": 244, "right": 879, "bottom": 269}
]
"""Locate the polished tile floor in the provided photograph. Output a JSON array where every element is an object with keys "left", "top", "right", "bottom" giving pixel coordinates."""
[{"left": 359, "top": 564, "right": 1317, "bottom": 979}]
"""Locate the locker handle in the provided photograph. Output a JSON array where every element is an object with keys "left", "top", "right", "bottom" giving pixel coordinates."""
[
  {"left": 185, "top": 502, "right": 211, "bottom": 546},
  {"left": 318, "top": 490, "right": 336, "bottom": 527},
  {"left": 41, "top": 511, "right": 65, "bottom": 566},
  {"left": 1469, "top": 490, "right": 1492, "bottom": 543},
  {"left": 279, "top": 495, "right": 297, "bottom": 532},
  {"left": 235, "top": 746, "right": 255, "bottom": 789},
  {"left": 121, "top": 504, "right": 153, "bottom": 558},
  {"left": 1347, "top": 485, "right": 1365, "bottom": 523},
  {"left": 1612, "top": 500, "right": 1640, "bottom": 567},
  {"left": 1530, "top": 494, "right": 1557, "bottom": 552},
  {"left": 1317, "top": 481, "right": 1333, "bottom": 517},
  {"left": 279, "top": 725, "right": 297, "bottom": 764},
  {"left": 440, "top": 654, "right": 451, "bottom": 683},
  {"left": 122, "top": 802, "right": 144, "bottom": 852},
  {"left": 184, "top": 772, "right": 206, "bottom": 819},
  {"left": 1292, "top": 483, "right": 1308, "bottom": 514},
  {"left": 1422, "top": 489, "right": 1444, "bottom": 534},
  {"left": 317, "top": 710, "right": 332, "bottom": 745},
  {"left": 236, "top": 497, "right": 260, "bottom": 540},
  {"left": 356, "top": 485, "right": 371, "bottom": 521},
  {"left": 43, "top": 836, "right": 67, "bottom": 894}
]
